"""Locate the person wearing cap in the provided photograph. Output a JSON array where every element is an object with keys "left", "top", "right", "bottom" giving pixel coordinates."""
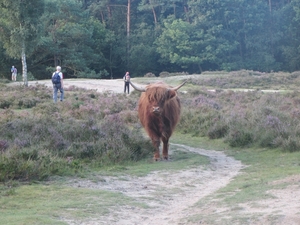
[
  {"left": 52, "top": 66, "right": 64, "bottom": 103},
  {"left": 123, "top": 71, "right": 130, "bottom": 94}
]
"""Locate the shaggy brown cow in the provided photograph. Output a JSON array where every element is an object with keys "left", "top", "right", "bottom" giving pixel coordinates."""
[{"left": 130, "top": 80, "right": 187, "bottom": 160}]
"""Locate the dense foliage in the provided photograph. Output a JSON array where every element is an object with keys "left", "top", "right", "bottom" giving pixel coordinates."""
[{"left": 1, "top": 0, "right": 300, "bottom": 79}]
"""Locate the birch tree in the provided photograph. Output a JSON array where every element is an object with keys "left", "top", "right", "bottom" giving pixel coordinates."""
[{"left": 0, "top": 0, "right": 44, "bottom": 86}]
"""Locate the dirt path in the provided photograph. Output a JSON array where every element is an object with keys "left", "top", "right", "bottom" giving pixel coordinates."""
[
  {"left": 13, "top": 78, "right": 129, "bottom": 94},
  {"left": 65, "top": 144, "right": 244, "bottom": 225}
]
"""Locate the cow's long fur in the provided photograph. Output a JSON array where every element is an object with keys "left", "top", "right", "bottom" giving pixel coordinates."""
[{"left": 137, "top": 82, "right": 181, "bottom": 160}]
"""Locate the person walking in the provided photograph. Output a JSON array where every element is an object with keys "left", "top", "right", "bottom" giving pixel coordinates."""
[
  {"left": 52, "top": 66, "right": 64, "bottom": 103},
  {"left": 123, "top": 71, "right": 130, "bottom": 94},
  {"left": 11, "top": 66, "right": 17, "bottom": 81}
]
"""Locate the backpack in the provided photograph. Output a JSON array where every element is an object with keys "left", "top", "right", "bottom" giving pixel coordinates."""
[{"left": 52, "top": 72, "right": 61, "bottom": 84}]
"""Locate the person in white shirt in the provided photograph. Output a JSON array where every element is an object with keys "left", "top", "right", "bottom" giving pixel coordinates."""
[{"left": 52, "top": 66, "right": 64, "bottom": 103}]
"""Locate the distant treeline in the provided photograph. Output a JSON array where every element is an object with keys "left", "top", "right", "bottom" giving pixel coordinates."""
[{"left": 1, "top": 0, "right": 300, "bottom": 79}]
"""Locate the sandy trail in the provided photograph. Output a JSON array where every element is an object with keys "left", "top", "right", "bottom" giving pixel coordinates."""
[
  {"left": 15, "top": 78, "right": 129, "bottom": 94},
  {"left": 65, "top": 144, "right": 244, "bottom": 225}
]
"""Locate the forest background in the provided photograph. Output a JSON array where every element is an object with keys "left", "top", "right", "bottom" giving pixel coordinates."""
[{"left": 1, "top": 0, "right": 300, "bottom": 82}]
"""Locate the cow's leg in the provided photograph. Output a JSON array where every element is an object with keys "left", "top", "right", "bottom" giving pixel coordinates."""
[
  {"left": 162, "top": 136, "right": 169, "bottom": 160},
  {"left": 151, "top": 138, "right": 161, "bottom": 161}
]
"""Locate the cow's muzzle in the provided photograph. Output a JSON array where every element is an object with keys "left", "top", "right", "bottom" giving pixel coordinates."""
[{"left": 152, "top": 106, "right": 160, "bottom": 114}]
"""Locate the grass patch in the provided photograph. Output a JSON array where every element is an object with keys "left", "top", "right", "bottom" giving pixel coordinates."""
[
  {"left": 94, "top": 145, "right": 210, "bottom": 177},
  {"left": 219, "top": 147, "right": 300, "bottom": 203},
  {"left": 174, "top": 134, "right": 300, "bottom": 224},
  {"left": 0, "top": 183, "right": 145, "bottom": 225},
  {"left": 172, "top": 132, "right": 229, "bottom": 151}
]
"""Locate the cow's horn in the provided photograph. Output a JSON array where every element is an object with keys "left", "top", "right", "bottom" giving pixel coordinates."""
[
  {"left": 170, "top": 80, "right": 188, "bottom": 91},
  {"left": 129, "top": 81, "right": 146, "bottom": 92}
]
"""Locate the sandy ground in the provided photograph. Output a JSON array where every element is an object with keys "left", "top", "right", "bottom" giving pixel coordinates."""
[
  {"left": 20, "top": 78, "right": 130, "bottom": 94},
  {"left": 12, "top": 78, "right": 300, "bottom": 224},
  {"left": 65, "top": 144, "right": 244, "bottom": 225}
]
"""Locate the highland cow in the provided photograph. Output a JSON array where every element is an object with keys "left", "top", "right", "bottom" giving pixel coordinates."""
[{"left": 130, "top": 80, "right": 187, "bottom": 160}]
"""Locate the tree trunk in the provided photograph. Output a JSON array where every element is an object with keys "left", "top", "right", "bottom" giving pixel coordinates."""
[
  {"left": 149, "top": 0, "right": 157, "bottom": 25},
  {"left": 127, "top": 0, "right": 130, "bottom": 40},
  {"left": 127, "top": 0, "right": 131, "bottom": 69},
  {"left": 21, "top": 41, "right": 28, "bottom": 87},
  {"left": 198, "top": 64, "right": 203, "bottom": 73},
  {"left": 109, "top": 43, "right": 113, "bottom": 79},
  {"left": 152, "top": 6, "right": 157, "bottom": 24},
  {"left": 184, "top": 5, "right": 189, "bottom": 23}
]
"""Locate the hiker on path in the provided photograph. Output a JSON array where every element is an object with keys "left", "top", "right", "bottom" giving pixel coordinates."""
[
  {"left": 123, "top": 71, "right": 130, "bottom": 94},
  {"left": 11, "top": 66, "right": 17, "bottom": 81},
  {"left": 52, "top": 66, "right": 64, "bottom": 103}
]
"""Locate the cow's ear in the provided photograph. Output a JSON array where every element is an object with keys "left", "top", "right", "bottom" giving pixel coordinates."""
[{"left": 168, "top": 90, "right": 177, "bottom": 99}]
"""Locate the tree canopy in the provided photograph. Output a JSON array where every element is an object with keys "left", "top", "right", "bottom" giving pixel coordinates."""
[{"left": 0, "top": 0, "right": 300, "bottom": 80}]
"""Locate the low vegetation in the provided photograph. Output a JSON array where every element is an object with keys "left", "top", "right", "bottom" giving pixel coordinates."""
[
  {"left": 1, "top": 70, "right": 300, "bottom": 183},
  {"left": 0, "top": 84, "right": 153, "bottom": 182},
  {"left": 179, "top": 70, "right": 300, "bottom": 152}
]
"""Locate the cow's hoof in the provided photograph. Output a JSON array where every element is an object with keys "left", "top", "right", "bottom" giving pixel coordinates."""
[{"left": 163, "top": 156, "right": 168, "bottom": 161}]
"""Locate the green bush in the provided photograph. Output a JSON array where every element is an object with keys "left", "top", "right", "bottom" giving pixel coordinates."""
[
  {"left": 0, "top": 100, "right": 11, "bottom": 109},
  {"left": 0, "top": 147, "right": 70, "bottom": 181},
  {"left": 225, "top": 130, "right": 254, "bottom": 147},
  {"left": 207, "top": 121, "right": 228, "bottom": 139}
]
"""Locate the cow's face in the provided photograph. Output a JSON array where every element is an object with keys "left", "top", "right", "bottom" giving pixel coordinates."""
[
  {"left": 131, "top": 80, "right": 187, "bottom": 116},
  {"left": 147, "top": 88, "right": 177, "bottom": 116}
]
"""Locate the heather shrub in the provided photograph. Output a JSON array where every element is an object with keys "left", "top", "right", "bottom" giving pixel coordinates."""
[
  {"left": 0, "top": 108, "right": 15, "bottom": 124},
  {"left": 290, "top": 71, "right": 300, "bottom": 79},
  {"left": 32, "top": 102, "right": 60, "bottom": 117},
  {"left": 178, "top": 108, "right": 202, "bottom": 135},
  {"left": 190, "top": 70, "right": 300, "bottom": 90},
  {"left": 178, "top": 94, "right": 222, "bottom": 137},
  {"left": 119, "top": 110, "right": 139, "bottom": 123},
  {"left": 17, "top": 97, "right": 39, "bottom": 108},
  {"left": 97, "top": 114, "right": 151, "bottom": 162},
  {"left": 2, "top": 72, "right": 300, "bottom": 182},
  {"left": 0, "top": 99, "right": 12, "bottom": 109},
  {"left": 0, "top": 79, "right": 10, "bottom": 84},
  {"left": 0, "top": 85, "right": 152, "bottom": 182},
  {"left": 226, "top": 130, "right": 254, "bottom": 147},
  {"left": 61, "top": 114, "right": 151, "bottom": 163},
  {"left": 179, "top": 87, "right": 300, "bottom": 151},
  {"left": 282, "top": 136, "right": 300, "bottom": 152},
  {"left": 207, "top": 119, "right": 228, "bottom": 139},
  {"left": 159, "top": 71, "right": 189, "bottom": 77},
  {"left": 0, "top": 84, "right": 51, "bottom": 109},
  {"left": 0, "top": 111, "right": 152, "bottom": 181},
  {"left": 159, "top": 71, "right": 169, "bottom": 77},
  {"left": 144, "top": 72, "right": 156, "bottom": 77},
  {"left": 0, "top": 146, "right": 71, "bottom": 181}
]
